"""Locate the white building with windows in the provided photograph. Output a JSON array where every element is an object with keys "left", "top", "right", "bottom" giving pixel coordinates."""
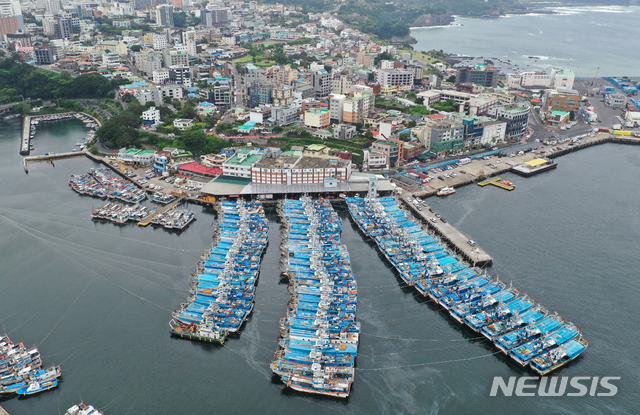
[
  {"left": 173, "top": 118, "right": 193, "bottom": 130},
  {"left": 142, "top": 106, "right": 161, "bottom": 125},
  {"left": 222, "top": 148, "right": 264, "bottom": 178},
  {"left": 152, "top": 33, "right": 167, "bottom": 51},
  {"left": 152, "top": 70, "right": 169, "bottom": 84}
]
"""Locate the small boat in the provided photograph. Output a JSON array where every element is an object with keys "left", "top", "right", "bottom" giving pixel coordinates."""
[
  {"left": 65, "top": 403, "right": 104, "bottom": 415},
  {"left": 169, "top": 318, "right": 228, "bottom": 344},
  {"left": 15, "top": 379, "right": 58, "bottom": 395},
  {"left": 529, "top": 338, "right": 588, "bottom": 376},
  {"left": 436, "top": 186, "right": 456, "bottom": 196}
]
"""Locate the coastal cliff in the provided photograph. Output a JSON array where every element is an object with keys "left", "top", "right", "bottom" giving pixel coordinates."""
[{"left": 410, "top": 14, "right": 456, "bottom": 28}]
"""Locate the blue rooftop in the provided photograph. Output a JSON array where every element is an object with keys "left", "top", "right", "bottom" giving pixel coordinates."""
[{"left": 187, "top": 87, "right": 200, "bottom": 92}]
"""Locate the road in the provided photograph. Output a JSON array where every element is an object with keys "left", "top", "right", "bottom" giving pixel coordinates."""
[{"left": 228, "top": 63, "right": 244, "bottom": 107}]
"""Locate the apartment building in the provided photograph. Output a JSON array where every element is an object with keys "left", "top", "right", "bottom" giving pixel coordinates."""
[
  {"left": 251, "top": 153, "right": 351, "bottom": 185},
  {"left": 376, "top": 68, "right": 415, "bottom": 88},
  {"left": 343, "top": 92, "right": 375, "bottom": 124}
]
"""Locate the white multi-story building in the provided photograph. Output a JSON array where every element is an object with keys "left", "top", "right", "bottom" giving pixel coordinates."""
[
  {"left": 363, "top": 150, "right": 387, "bottom": 169},
  {"left": 251, "top": 154, "right": 351, "bottom": 185},
  {"left": 142, "top": 106, "right": 161, "bottom": 125},
  {"left": 173, "top": 118, "right": 193, "bottom": 130},
  {"left": 152, "top": 70, "right": 169, "bottom": 84},
  {"left": 152, "top": 34, "right": 167, "bottom": 51},
  {"left": 380, "top": 60, "right": 394, "bottom": 70},
  {"left": 163, "top": 49, "right": 188, "bottom": 67},
  {"left": 506, "top": 68, "right": 574, "bottom": 90},
  {"left": 329, "top": 93, "right": 346, "bottom": 123},
  {"left": 331, "top": 74, "right": 353, "bottom": 95},
  {"left": 222, "top": 148, "right": 263, "bottom": 178},
  {"left": 376, "top": 68, "right": 415, "bottom": 88},
  {"left": 553, "top": 69, "right": 575, "bottom": 90},
  {"left": 102, "top": 51, "right": 120, "bottom": 68}
]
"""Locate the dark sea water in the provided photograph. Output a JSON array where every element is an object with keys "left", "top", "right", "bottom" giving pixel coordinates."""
[
  {"left": 1, "top": 118, "right": 638, "bottom": 414},
  {"left": 411, "top": 5, "right": 640, "bottom": 77}
]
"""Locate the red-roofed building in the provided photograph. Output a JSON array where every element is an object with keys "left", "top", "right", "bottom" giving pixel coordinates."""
[
  {"left": 423, "top": 114, "right": 445, "bottom": 121},
  {"left": 177, "top": 162, "right": 222, "bottom": 178}
]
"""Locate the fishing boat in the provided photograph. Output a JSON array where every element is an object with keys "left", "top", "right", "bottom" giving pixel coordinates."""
[
  {"left": 509, "top": 323, "right": 580, "bottom": 366},
  {"left": 494, "top": 314, "right": 564, "bottom": 354},
  {"left": 171, "top": 200, "right": 268, "bottom": 341},
  {"left": 436, "top": 186, "right": 456, "bottom": 196},
  {"left": 169, "top": 318, "right": 228, "bottom": 343},
  {"left": 344, "top": 195, "right": 587, "bottom": 375},
  {"left": 529, "top": 338, "right": 589, "bottom": 376},
  {"left": 15, "top": 378, "right": 58, "bottom": 395},
  {"left": 65, "top": 403, "right": 104, "bottom": 415},
  {"left": 271, "top": 197, "right": 359, "bottom": 398}
]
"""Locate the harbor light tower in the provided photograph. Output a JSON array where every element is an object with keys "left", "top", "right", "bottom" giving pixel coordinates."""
[{"left": 367, "top": 177, "right": 378, "bottom": 198}]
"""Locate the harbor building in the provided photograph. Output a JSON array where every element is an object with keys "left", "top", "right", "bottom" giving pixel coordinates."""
[
  {"left": 488, "top": 105, "right": 530, "bottom": 139},
  {"left": 251, "top": 153, "right": 351, "bottom": 185},
  {"left": 118, "top": 148, "right": 157, "bottom": 166},
  {"left": 222, "top": 148, "right": 264, "bottom": 178},
  {"left": 542, "top": 89, "right": 581, "bottom": 112}
]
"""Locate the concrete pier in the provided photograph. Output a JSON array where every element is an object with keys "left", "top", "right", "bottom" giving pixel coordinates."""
[
  {"left": 0, "top": 405, "right": 10, "bottom": 415},
  {"left": 138, "top": 197, "right": 184, "bottom": 226},
  {"left": 24, "top": 151, "right": 86, "bottom": 163},
  {"left": 409, "top": 132, "right": 617, "bottom": 198},
  {"left": 399, "top": 195, "right": 493, "bottom": 267},
  {"left": 19, "top": 115, "right": 31, "bottom": 155}
]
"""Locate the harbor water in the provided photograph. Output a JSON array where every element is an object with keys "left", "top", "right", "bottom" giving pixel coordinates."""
[
  {"left": 411, "top": 5, "right": 640, "bottom": 77},
  {"left": 0, "top": 117, "right": 638, "bottom": 413}
]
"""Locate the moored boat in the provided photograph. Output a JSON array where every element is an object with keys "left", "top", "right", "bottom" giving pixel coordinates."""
[{"left": 437, "top": 186, "right": 456, "bottom": 196}]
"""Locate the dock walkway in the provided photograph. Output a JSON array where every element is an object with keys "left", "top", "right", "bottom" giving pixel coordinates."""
[
  {"left": 138, "top": 197, "right": 184, "bottom": 226},
  {"left": 0, "top": 405, "right": 10, "bottom": 415},
  {"left": 477, "top": 177, "right": 514, "bottom": 191},
  {"left": 22, "top": 150, "right": 86, "bottom": 173},
  {"left": 19, "top": 115, "right": 30, "bottom": 155},
  {"left": 399, "top": 195, "right": 493, "bottom": 267}
]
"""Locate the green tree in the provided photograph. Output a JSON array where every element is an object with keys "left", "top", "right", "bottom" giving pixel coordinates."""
[
  {"left": 183, "top": 105, "right": 197, "bottom": 119},
  {"left": 173, "top": 12, "right": 188, "bottom": 27},
  {"left": 569, "top": 110, "right": 575, "bottom": 121},
  {"left": 182, "top": 129, "right": 207, "bottom": 155},
  {"left": 446, "top": 75, "right": 456, "bottom": 83},
  {"left": 130, "top": 45, "right": 142, "bottom": 52}
]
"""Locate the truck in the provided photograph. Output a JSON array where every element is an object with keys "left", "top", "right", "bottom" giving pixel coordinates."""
[{"left": 612, "top": 124, "right": 622, "bottom": 130}]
